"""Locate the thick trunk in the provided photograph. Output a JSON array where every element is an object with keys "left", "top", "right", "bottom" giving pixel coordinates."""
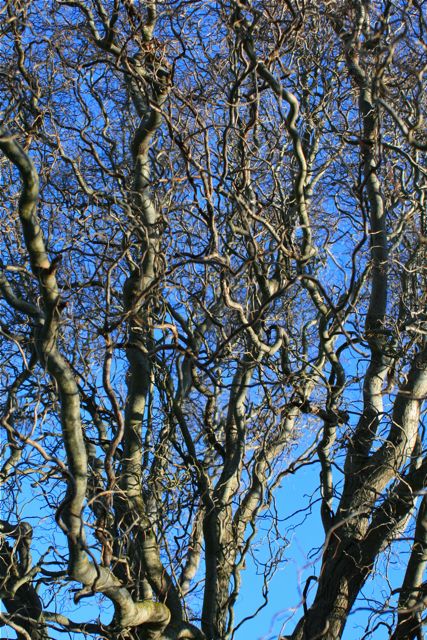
[
  {"left": 291, "top": 535, "right": 367, "bottom": 640},
  {"left": 0, "top": 538, "right": 49, "bottom": 640}
]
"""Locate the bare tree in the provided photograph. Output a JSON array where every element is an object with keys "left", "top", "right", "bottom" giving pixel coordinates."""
[{"left": 1, "top": 1, "right": 426, "bottom": 640}]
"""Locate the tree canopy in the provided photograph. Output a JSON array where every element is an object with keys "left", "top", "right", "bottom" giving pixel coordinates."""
[{"left": 0, "top": 1, "right": 426, "bottom": 639}]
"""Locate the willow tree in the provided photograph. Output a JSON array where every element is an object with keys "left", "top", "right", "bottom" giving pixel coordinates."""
[{"left": 0, "top": 1, "right": 426, "bottom": 640}]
